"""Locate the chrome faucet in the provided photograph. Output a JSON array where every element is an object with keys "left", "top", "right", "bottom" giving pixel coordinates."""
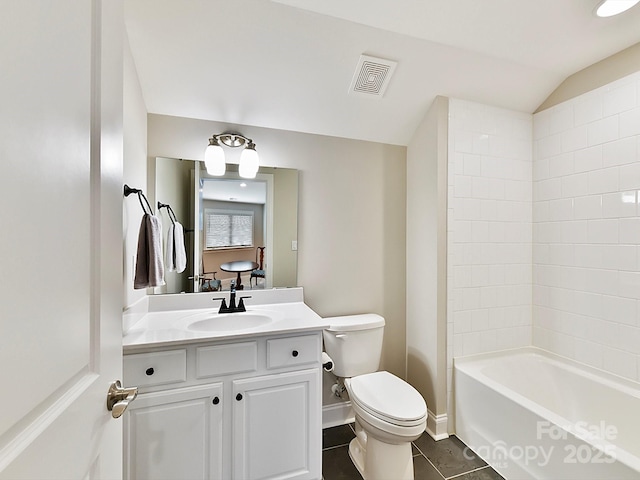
[{"left": 214, "top": 280, "right": 251, "bottom": 313}]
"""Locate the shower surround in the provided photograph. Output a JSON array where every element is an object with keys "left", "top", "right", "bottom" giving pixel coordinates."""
[
  {"left": 447, "top": 99, "right": 534, "bottom": 413},
  {"left": 532, "top": 70, "right": 640, "bottom": 381},
  {"left": 447, "top": 70, "right": 640, "bottom": 419}
]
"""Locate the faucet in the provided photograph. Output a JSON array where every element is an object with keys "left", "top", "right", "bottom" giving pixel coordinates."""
[{"left": 214, "top": 280, "right": 251, "bottom": 313}]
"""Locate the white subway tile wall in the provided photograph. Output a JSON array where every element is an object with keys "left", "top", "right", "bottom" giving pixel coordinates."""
[
  {"left": 533, "top": 71, "right": 640, "bottom": 381},
  {"left": 447, "top": 99, "right": 533, "bottom": 409}
]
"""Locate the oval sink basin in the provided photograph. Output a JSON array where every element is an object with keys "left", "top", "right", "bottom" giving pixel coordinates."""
[{"left": 187, "top": 312, "right": 274, "bottom": 332}]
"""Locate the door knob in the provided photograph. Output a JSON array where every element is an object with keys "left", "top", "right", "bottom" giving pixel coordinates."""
[{"left": 107, "top": 380, "right": 138, "bottom": 419}]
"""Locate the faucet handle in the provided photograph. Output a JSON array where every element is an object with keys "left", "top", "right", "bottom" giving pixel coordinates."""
[
  {"left": 213, "top": 297, "right": 228, "bottom": 312},
  {"left": 238, "top": 296, "right": 251, "bottom": 311}
]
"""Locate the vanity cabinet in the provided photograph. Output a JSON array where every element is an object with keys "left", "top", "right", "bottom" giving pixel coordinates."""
[
  {"left": 232, "top": 369, "right": 319, "bottom": 479},
  {"left": 123, "top": 332, "right": 322, "bottom": 480},
  {"left": 125, "top": 383, "right": 224, "bottom": 480}
]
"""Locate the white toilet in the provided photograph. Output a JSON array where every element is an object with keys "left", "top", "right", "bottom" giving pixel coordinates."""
[{"left": 323, "top": 314, "right": 427, "bottom": 480}]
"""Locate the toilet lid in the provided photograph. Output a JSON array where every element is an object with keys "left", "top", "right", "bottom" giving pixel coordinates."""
[
  {"left": 348, "top": 371, "right": 426, "bottom": 424},
  {"left": 324, "top": 313, "right": 385, "bottom": 332}
]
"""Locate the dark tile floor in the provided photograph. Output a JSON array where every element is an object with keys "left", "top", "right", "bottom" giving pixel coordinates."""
[{"left": 322, "top": 424, "right": 505, "bottom": 480}]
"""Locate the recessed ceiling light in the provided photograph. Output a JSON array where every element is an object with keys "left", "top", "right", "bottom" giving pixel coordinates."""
[{"left": 595, "top": 0, "right": 640, "bottom": 17}]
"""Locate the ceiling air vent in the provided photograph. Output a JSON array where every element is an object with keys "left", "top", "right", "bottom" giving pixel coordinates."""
[{"left": 349, "top": 54, "right": 397, "bottom": 98}]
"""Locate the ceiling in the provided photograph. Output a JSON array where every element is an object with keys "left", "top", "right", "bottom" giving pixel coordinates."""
[
  {"left": 124, "top": 0, "right": 640, "bottom": 146},
  {"left": 202, "top": 178, "right": 267, "bottom": 204}
]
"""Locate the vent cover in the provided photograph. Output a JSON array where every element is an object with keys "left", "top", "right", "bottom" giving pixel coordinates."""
[{"left": 349, "top": 54, "right": 397, "bottom": 97}]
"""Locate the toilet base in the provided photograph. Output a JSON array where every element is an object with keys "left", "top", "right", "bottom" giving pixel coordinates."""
[{"left": 348, "top": 430, "right": 414, "bottom": 480}]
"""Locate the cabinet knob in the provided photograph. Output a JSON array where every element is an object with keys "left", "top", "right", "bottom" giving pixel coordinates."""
[
  {"left": 236, "top": 393, "right": 243, "bottom": 401},
  {"left": 292, "top": 350, "right": 299, "bottom": 357},
  {"left": 145, "top": 367, "right": 154, "bottom": 376},
  {"left": 212, "top": 396, "right": 220, "bottom": 405}
]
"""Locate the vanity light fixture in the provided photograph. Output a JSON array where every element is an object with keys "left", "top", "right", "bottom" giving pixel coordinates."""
[
  {"left": 595, "top": 0, "right": 640, "bottom": 17},
  {"left": 204, "top": 133, "right": 260, "bottom": 179}
]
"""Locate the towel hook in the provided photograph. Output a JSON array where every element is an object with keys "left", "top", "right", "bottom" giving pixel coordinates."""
[
  {"left": 123, "top": 184, "right": 140, "bottom": 197},
  {"left": 157, "top": 201, "right": 177, "bottom": 225},
  {"left": 124, "top": 184, "right": 153, "bottom": 215}
]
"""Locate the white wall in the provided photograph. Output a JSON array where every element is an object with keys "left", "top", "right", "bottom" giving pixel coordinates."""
[
  {"left": 123, "top": 33, "right": 148, "bottom": 310},
  {"left": 533, "top": 71, "right": 640, "bottom": 381},
  {"left": 447, "top": 99, "right": 533, "bottom": 421}
]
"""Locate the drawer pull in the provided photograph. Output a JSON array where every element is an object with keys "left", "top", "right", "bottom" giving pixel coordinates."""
[
  {"left": 212, "top": 396, "right": 220, "bottom": 405},
  {"left": 292, "top": 350, "right": 299, "bottom": 357},
  {"left": 145, "top": 367, "right": 155, "bottom": 376},
  {"left": 236, "top": 393, "right": 243, "bottom": 401}
]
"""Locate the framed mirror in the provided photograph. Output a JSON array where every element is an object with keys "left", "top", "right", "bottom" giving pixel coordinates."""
[{"left": 151, "top": 157, "right": 298, "bottom": 294}]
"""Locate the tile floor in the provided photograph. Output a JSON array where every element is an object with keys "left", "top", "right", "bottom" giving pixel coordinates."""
[{"left": 322, "top": 424, "right": 505, "bottom": 480}]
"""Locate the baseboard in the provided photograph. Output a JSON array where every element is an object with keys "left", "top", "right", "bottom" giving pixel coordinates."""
[
  {"left": 426, "top": 409, "right": 449, "bottom": 440},
  {"left": 322, "top": 401, "right": 354, "bottom": 429}
]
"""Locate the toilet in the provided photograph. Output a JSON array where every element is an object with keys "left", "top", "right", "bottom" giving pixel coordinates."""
[{"left": 323, "top": 314, "right": 427, "bottom": 480}]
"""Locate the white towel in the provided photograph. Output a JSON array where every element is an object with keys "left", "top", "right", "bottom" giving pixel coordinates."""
[
  {"left": 134, "top": 214, "right": 165, "bottom": 289},
  {"left": 173, "top": 222, "right": 187, "bottom": 273},
  {"left": 165, "top": 223, "right": 175, "bottom": 272}
]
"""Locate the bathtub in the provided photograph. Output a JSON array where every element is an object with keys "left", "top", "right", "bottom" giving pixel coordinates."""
[{"left": 454, "top": 347, "right": 640, "bottom": 479}]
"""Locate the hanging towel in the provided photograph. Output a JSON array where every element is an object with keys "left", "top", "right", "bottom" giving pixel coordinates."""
[
  {"left": 165, "top": 223, "right": 176, "bottom": 272},
  {"left": 173, "top": 221, "right": 187, "bottom": 273},
  {"left": 134, "top": 213, "right": 165, "bottom": 289}
]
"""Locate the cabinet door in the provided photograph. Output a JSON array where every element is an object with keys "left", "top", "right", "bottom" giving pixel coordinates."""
[
  {"left": 232, "top": 369, "right": 321, "bottom": 480},
  {"left": 124, "top": 384, "right": 224, "bottom": 480}
]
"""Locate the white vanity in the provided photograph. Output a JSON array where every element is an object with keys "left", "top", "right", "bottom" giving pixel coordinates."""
[{"left": 122, "top": 288, "right": 327, "bottom": 480}]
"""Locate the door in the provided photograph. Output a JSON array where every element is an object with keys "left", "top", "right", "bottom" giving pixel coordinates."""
[
  {"left": 124, "top": 384, "right": 224, "bottom": 480},
  {"left": 232, "top": 369, "right": 321, "bottom": 480},
  {"left": 193, "top": 161, "right": 202, "bottom": 292},
  {"left": 0, "top": 1, "right": 124, "bottom": 478}
]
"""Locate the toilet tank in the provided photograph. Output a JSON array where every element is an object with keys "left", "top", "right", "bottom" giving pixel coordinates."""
[{"left": 322, "top": 314, "right": 385, "bottom": 378}]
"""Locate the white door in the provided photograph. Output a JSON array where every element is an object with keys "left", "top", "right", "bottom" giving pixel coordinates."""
[{"left": 0, "top": 1, "right": 125, "bottom": 478}]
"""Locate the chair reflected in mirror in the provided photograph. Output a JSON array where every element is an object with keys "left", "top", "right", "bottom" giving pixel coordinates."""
[
  {"left": 200, "top": 258, "right": 222, "bottom": 292},
  {"left": 250, "top": 246, "right": 266, "bottom": 288}
]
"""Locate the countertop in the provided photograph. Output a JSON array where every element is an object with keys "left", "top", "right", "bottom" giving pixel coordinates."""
[{"left": 123, "top": 300, "right": 328, "bottom": 352}]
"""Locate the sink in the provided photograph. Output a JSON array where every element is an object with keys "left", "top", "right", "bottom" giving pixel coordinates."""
[{"left": 186, "top": 312, "right": 274, "bottom": 332}]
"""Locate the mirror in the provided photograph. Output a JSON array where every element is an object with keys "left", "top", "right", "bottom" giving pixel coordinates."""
[{"left": 150, "top": 157, "right": 298, "bottom": 294}]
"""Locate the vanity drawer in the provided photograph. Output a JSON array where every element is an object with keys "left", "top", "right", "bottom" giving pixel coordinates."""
[
  {"left": 267, "top": 335, "right": 320, "bottom": 369},
  {"left": 196, "top": 341, "right": 258, "bottom": 378},
  {"left": 124, "top": 349, "right": 187, "bottom": 387}
]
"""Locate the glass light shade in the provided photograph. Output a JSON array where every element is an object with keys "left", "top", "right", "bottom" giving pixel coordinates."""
[
  {"left": 239, "top": 146, "right": 259, "bottom": 179},
  {"left": 596, "top": 0, "right": 640, "bottom": 16},
  {"left": 204, "top": 143, "right": 226, "bottom": 176}
]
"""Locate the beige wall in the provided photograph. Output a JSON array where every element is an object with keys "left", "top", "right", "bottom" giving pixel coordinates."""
[
  {"left": 202, "top": 247, "right": 257, "bottom": 284},
  {"left": 147, "top": 114, "right": 408, "bottom": 376},
  {"left": 154, "top": 157, "right": 195, "bottom": 294},
  {"left": 537, "top": 41, "right": 640, "bottom": 112},
  {"left": 272, "top": 167, "right": 298, "bottom": 287},
  {"left": 406, "top": 96, "right": 449, "bottom": 437}
]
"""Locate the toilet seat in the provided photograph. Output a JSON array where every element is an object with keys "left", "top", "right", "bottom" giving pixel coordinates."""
[{"left": 346, "top": 371, "right": 427, "bottom": 428}]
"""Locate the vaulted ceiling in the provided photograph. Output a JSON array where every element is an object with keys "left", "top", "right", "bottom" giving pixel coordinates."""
[{"left": 124, "top": 0, "right": 640, "bottom": 145}]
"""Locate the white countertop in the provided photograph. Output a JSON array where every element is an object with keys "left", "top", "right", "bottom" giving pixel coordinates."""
[{"left": 123, "top": 300, "right": 328, "bottom": 352}]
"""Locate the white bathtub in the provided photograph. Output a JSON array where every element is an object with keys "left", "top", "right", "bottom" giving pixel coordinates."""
[{"left": 454, "top": 347, "right": 640, "bottom": 479}]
